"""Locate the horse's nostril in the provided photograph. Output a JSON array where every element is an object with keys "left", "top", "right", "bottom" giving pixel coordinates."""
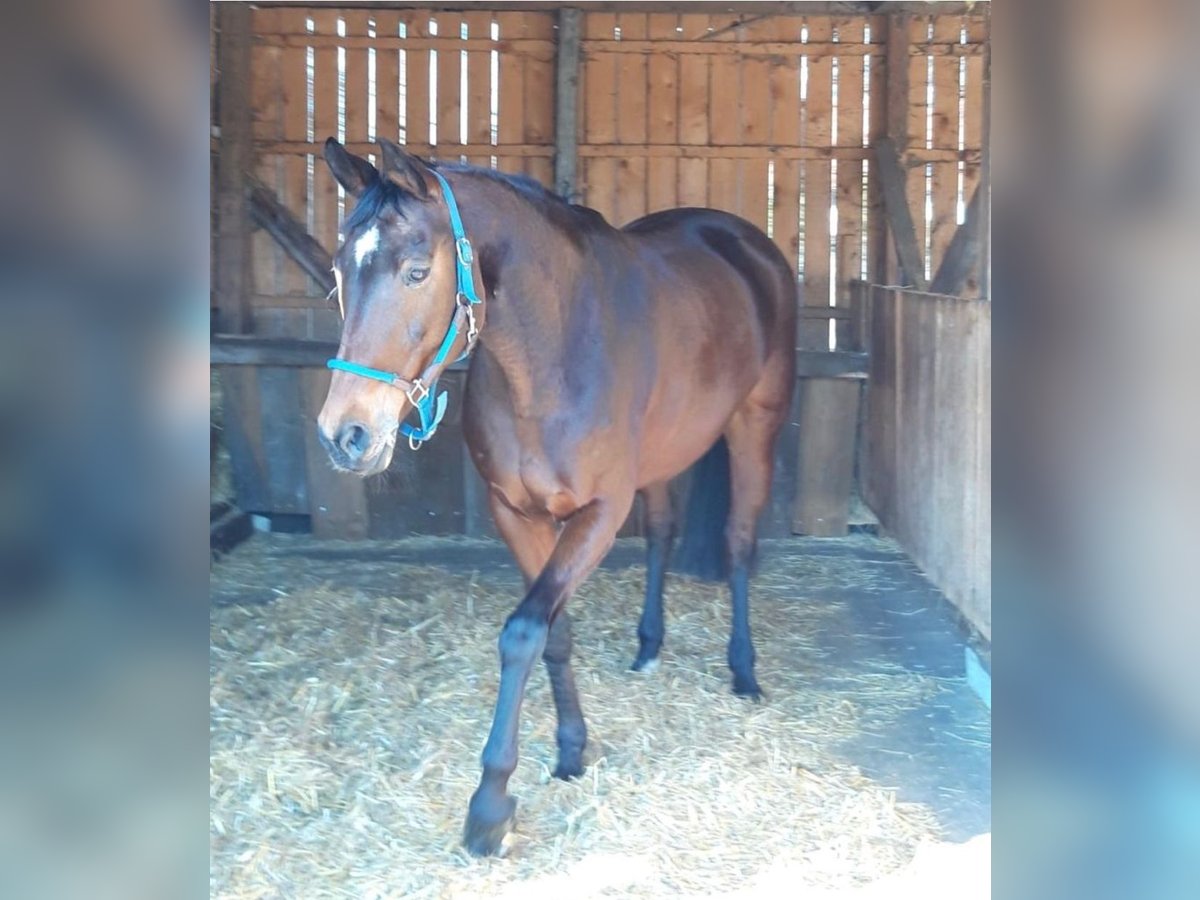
[{"left": 336, "top": 423, "right": 370, "bottom": 461}]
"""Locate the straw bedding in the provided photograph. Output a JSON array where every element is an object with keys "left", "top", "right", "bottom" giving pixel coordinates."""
[{"left": 211, "top": 535, "right": 949, "bottom": 898}]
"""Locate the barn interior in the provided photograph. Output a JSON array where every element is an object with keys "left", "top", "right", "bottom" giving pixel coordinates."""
[{"left": 210, "top": 3, "right": 991, "bottom": 896}]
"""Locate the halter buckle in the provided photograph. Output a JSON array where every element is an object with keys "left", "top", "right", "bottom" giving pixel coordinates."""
[
  {"left": 408, "top": 434, "right": 424, "bottom": 451},
  {"left": 405, "top": 379, "right": 429, "bottom": 406},
  {"left": 456, "top": 237, "right": 474, "bottom": 267}
]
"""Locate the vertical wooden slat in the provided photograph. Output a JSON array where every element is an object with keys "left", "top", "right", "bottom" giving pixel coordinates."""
[
  {"left": 708, "top": 158, "right": 739, "bottom": 215},
  {"left": 802, "top": 160, "right": 832, "bottom": 348},
  {"left": 835, "top": 19, "right": 865, "bottom": 347},
  {"left": 866, "top": 15, "right": 888, "bottom": 285},
  {"left": 311, "top": 10, "right": 339, "bottom": 252},
  {"left": 583, "top": 12, "right": 617, "bottom": 213},
  {"left": 435, "top": 12, "right": 462, "bottom": 155},
  {"left": 523, "top": 21, "right": 555, "bottom": 149},
  {"left": 774, "top": 158, "right": 802, "bottom": 273},
  {"left": 403, "top": 12, "right": 431, "bottom": 147},
  {"left": 646, "top": 12, "right": 679, "bottom": 212},
  {"left": 251, "top": 35, "right": 283, "bottom": 299},
  {"left": 215, "top": 3, "right": 253, "bottom": 332},
  {"left": 613, "top": 12, "right": 648, "bottom": 224},
  {"left": 962, "top": 20, "right": 986, "bottom": 227},
  {"left": 464, "top": 11, "right": 494, "bottom": 163},
  {"left": 907, "top": 15, "right": 931, "bottom": 280},
  {"left": 279, "top": 9, "right": 311, "bottom": 296},
  {"left": 343, "top": 11, "right": 369, "bottom": 145},
  {"left": 677, "top": 156, "right": 707, "bottom": 208},
  {"left": 677, "top": 14, "right": 710, "bottom": 146},
  {"left": 375, "top": 11, "right": 401, "bottom": 143},
  {"left": 495, "top": 12, "right": 525, "bottom": 173},
  {"left": 929, "top": 15, "right": 961, "bottom": 274}
]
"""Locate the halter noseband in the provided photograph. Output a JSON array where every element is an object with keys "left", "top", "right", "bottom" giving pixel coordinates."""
[{"left": 327, "top": 169, "right": 483, "bottom": 450}]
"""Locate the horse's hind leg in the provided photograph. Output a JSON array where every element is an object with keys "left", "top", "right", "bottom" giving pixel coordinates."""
[
  {"left": 723, "top": 389, "right": 790, "bottom": 699},
  {"left": 632, "top": 481, "right": 674, "bottom": 672}
]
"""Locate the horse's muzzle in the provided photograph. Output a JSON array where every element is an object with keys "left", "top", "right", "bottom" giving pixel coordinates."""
[{"left": 317, "top": 421, "right": 394, "bottom": 475}]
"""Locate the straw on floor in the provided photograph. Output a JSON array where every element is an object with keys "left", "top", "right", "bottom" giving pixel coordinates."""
[{"left": 211, "top": 535, "right": 948, "bottom": 899}]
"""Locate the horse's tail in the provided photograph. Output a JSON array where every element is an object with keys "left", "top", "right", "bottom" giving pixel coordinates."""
[{"left": 673, "top": 437, "right": 731, "bottom": 582}]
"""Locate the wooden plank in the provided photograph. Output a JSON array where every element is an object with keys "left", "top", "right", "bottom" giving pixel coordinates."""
[
  {"left": 495, "top": 12, "right": 525, "bottom": 161},
  {"left": 343, "top": 11, "right": 369, "bottom": 144},
  {"left": 523, "top": 23, "right": 555, "bottom": 146},
  {"left": 616, "top": 31, "right": 648, "bottom": 144},
  {"left": 435, "top": 12, "right": 462, "bottom": 153},
  {"left": 708, "top": 54, "right": 739, "bottom": 146},
  {"left": 375, "top": 11, "right": 401, "bottom": 142},
  {"left": 403, "top": 11, "right": 431, "bottom": 146},
  {"left": 792, "top": 377, "right": 862, "bottom": 536},
  {"left": 929, "top": 182, "right": 983, "bottom": 296},
  {"left": 773, "top": 158, "right": 801, "bottom": 272},
  {"left": 583, "top": 49, "right": 617, "bottom": 144},
  {"left": 300, "top": 367, "right": 369, "bottom": 539},
  {"left": 835, "top": 19, "right": 865, "bottom": 347},
  {"left": 795, "top": 350, "right": 867, "bottom": 379},
  {"left": 215, "top": 3, "right": 253, "bottom": 333},
  {"left": 249, "top": 30, "right": 283, "bottom": 300},
  {"left": 708, "top": 158, "right": 738, "bottom": 215},
  {"left": 801, "top": 159, "right": 832, "bottom": 348},
  {"left": 248, "top": 180, "right": 335, "bottom": 295},
  {"left": 553, "top": 7, "right": 582, "bottom": 196},
  {"left": 907, "top": 16, "right": 931, "bottom": 280},
  {"left": 463, "top": 12, "right": 493, "bottom": 153},
  {"left": 677, "top": 52, "right": 709, "bottom": 146},
  {"left": 866, "top": 14, "right": 888, "bottom": 284},
  {"left": 646, "top": 157, "right": 678, "bottom": 213},
  {"left": 278, "top": 10, "right": 310, "bottom": 296},
  {"left": 742, "top": 157, "right": 769, "bottom": 233},
  {"left": 928, "top": 15, "right": 960, "bottom": 273},
  {"left": 614, "top": 156, "right": 648, "bottom": 224},
  {"left": 311, "top": 10, "right": 340, "bottom": 253},
  {"left": 677, "top": 157, "right": 707, "bottom": 208},
  {"left": 872, "top": 137, "right": 928, "bottom": 290},
  {"left": 804, "top": 17, "right": 833, "bottom": 148},
  {"left": 257, "top": 366, "right": 309, "bottom": 515},
  {"left": 584, "top": 156, "right": 617, "bottom": 223},
  {"left": 216, "top": 365, "right": 269, "bottom": 513}
]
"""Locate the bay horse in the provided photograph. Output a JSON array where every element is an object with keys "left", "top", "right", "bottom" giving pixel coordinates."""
[{"left": 317, "top": 138, "right": 796, "bottom": 856}]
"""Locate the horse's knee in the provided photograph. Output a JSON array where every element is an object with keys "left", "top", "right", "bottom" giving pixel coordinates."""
[{"left": 499, "top": 615, "right": 548, "bottom": 667}]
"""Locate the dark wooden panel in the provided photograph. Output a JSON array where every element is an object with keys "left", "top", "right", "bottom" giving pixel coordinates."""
[
  {"left": 257, "top": 366, "right": 309, "bottom": 514},
  {"left": 300, "top": 367, "right": 370, "bottom": 539},
  {"left": 792, "top": 377, "right": 862, "bottom": 536},
  {"left": 216, "top": 365, "right": 270, "bottom": 514}
]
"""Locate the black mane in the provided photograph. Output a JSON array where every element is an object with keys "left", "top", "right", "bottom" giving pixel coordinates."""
[{"left": 343, "top": 159, "right": 607, "bottom": 234}]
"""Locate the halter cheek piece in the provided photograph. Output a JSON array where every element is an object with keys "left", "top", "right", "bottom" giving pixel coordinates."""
[{"left": 327, "top": 170, "right": 483, "bottom": 450}]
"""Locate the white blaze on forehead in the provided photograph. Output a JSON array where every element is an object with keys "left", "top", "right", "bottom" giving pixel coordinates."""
[{"left": 353, "top": 226, "right": 380, "bottom": 266}]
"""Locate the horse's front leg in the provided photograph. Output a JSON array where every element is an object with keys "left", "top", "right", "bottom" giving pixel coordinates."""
[{"left": 464, "top": 494, "right": 631, "bottom": 857}]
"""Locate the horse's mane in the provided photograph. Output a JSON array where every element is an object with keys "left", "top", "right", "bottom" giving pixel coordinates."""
[{"left": 343, "top": 160, "right": 608, "bottom": 234}]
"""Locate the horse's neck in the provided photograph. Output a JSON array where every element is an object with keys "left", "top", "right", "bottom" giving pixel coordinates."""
[{"left": 457, "top": 172, "right": 582, "bottom": 413}]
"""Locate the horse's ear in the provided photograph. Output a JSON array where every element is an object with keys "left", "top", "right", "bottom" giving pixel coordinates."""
[
  {"left": 323, "top": 138, "right": 376, "bottom": 197},
  {"left": 378, "top": 139, "right": 434, "bottom": 201}
]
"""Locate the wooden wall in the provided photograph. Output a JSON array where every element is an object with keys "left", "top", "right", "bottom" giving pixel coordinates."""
[
  {"left": 213, "top": 5, "right": 989, "bottom": 542},
  {"left": 862, "top": 286, "right": 990, "bottom": 639}
]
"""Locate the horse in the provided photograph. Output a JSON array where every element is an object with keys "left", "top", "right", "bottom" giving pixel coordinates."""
[{"left": 316, "top": 138, "right": 797, "bottom": 856}]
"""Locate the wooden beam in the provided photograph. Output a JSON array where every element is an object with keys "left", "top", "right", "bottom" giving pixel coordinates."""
[
  {"left": 248, "top": 179, "right": 336, "bottom": 295},
  {"left": 873, "top": 137, "right": 928, "bottom": 290},
  {"left": 795, "top": 350, "right": 869, "bottom": 380},
  {"left": 214, "top": 3, "right": 254, "bottom": 333},
  {"left": 929, "top": 183, "right": 983, "bottom": 296},
  {"left": 553, "top": 7, "right": 582, "bottom": 199}
]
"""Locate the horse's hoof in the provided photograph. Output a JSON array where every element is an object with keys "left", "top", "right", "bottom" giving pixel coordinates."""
[
  {"left": 630, "top": 655, "right": 660, "bottom": 674},
  {"left": 553, "top": 760, "right": 584, "bottom": 781},
  {"left": 463, "top": 792, "right": 516, "bottom": 857},
  {"left": 732, "top": 675, "right": 764, "bottom": 702}
]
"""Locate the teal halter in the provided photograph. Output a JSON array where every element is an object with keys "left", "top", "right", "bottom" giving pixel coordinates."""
[{"left": 327, "top": 169, "right": 483, "bottom": 449}]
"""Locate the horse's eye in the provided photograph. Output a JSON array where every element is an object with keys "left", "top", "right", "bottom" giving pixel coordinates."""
[{"left": 406, "top": 266, "right": 430, "bottom": 286}]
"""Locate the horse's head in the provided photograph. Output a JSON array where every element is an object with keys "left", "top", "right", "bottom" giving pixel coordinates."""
[{"left": 317, "top": 138, "right": 467, "bottom": 475}]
